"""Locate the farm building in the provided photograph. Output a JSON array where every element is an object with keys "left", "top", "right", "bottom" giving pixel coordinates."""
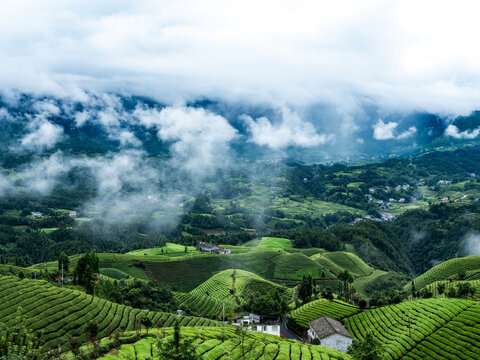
[
  {"left": 197, "top": 241, "right": 220, "bottom": 253},
  {"left": 234, "top": 314, "right": 281, "bottom": 337},
  {"left": 307, "top": 316, "right": 353, "bottom": 353}
]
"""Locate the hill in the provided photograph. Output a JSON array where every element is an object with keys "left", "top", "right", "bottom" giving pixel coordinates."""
[
  {"left": 175, "top": 269, "right": 290, "bottom": 318},
  {"left": 289, "top": 299, "right": 360, "bottom": 329},
  {"left": 320, "top": 251, "right": 372, "bottom": 277},
  {"left": 405, "top": 255, "right": 480, "bottom": 291},
  {"left": 344, "top": 298, "right": 479, "bottom": 360},
  {"left": 64, "top": 327, "right": 351, "bottom": 360},
  {"left": 0, "top": 275, "right": 226, "bottom": 352}
]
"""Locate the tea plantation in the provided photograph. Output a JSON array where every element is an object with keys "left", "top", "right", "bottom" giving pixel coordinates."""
[
  {"left": 0, "top": 275, "right": 226, "bottom": 352},
  {"left": 344, "top": 298, "right": 478, "bottom": 360},
  {"left": 175, "top": 269, "right": 291, "bottom": 318},
  {"left": 404, "top": 255, "right": 480, "bottom": 291},
  {"left": 289, "top": 299, "right": 360, "bottom": 329},
  {"left": 64, "top": 327, "right": 351, "bottom": 360}
]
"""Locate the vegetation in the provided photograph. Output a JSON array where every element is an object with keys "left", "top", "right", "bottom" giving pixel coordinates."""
[
  {"left": 344, "top": 298, "right": 476, "bottom": 360},
  {"left": 64, "top": 327, "right": 352, "bottom": 360},
  {"left": 0, "top": 275, "right": 226, "bottom": 352},
  {"left": 290, "top": 299, "right": 360, "bottom": 329}
]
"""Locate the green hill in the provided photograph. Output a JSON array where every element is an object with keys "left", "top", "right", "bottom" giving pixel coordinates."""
[
  {"left": 344, "top": 298, "right": 480, "bottom": 360},
  {"left": 0, "top": 275, "right": 226, "bottom": 352},
  {"left": 175, "top": 269, "right": 290, "bottom": 318},
  {"left": 289, "top": 299, "right": 360, "bottom": 329},
  {"left": 321, "top": 251, "right": 372, "bottom": 277},
  {"left": 64, "top": 327, "right": 351, "bottom": 360},
  {"left": 405, "top": 255, "right": 480, "bottom": 291}
]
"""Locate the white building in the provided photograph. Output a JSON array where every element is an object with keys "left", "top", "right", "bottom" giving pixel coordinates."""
[
  {"left": 308, "top": 316, "right": 353, "bottom": 353},
  {"left": 235, "top": 314, "right": 281, "bottom": 337},
  {"left": 251, "top": 323, "right": 280, "bottom": 337}
]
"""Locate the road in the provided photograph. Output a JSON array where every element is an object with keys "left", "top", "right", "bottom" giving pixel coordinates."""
[{"left": 281, "top": 317, "right": 302, "bottom": 341}]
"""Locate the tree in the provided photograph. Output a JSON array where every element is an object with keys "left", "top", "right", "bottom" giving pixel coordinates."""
[
  {"left": 271, "top": 289, "right": 289, "bottom": 321},
  {"left": 140, "top": 315, "right": 153, "bottom": 334},
  {"left": 58, "top": 252, "right": 69, "bottom": 272},
  {"left": 157, "top": 321, "right": 200, "bottom": 360},
  {"left": 86, "top": 321, "right": 99, "bottom": 342},
  {"left": 348, "top": 331, "right": 384, "bottom": 360},
  {"left": 74, "top": 251, "right": 99, "bottom": 293},
  {"left": 298, "top": 274, "right": 314, "bottom": 303}
]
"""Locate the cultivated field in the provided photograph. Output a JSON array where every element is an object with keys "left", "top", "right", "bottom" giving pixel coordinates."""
[{"left": 0, "top": 275, "right": 226, "bottom": 351}]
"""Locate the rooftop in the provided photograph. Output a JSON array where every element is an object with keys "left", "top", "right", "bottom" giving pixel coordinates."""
[{"left": 308, "top": 316, "right": 352, "bottom": 339}]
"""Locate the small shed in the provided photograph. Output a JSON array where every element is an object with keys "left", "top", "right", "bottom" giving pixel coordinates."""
[{"left": 308, "top": 316, "right": 353, "bottom": 353}]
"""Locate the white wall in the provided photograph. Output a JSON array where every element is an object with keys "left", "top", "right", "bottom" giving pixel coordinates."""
[
  {"left": 315, "top": 333, "right": 352, "bottom": 353},
  {"left": 252, "top": 324, "right": 280, "bottom": 337}
]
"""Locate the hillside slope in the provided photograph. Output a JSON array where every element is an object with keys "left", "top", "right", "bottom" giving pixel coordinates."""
[
  {"left": 344, "top": 298, "right": 479, "bottom": 360},
  {"left": 175, "top": 269, "right": 290, "bottom": 318},
  {"left": 65, "top": 327, "right": 351, "bottom": 360},
  {"left": 0, "top": 275, "right": 226, "bottom": 352},
  {"left": 405, "top": 255, "right": 480, "bottom": 291}
]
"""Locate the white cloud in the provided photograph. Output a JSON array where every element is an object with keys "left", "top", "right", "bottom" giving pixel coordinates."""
[
  {"left": 20, "top": 120, "right": 63, "bottom": 150},
  {"left": 373, "top": 119, "right": 416, "bottom": 140},
  {"left": 445, "top": 124, "right": 480, "bottom": 139},
  {"left": 134, "top": 106, "right": 237, "bottom": 176},
  {"left": 0, "top": 1, "right": 480, "bottom": 116},
  {"left": 242, "top": 108, "right": 334, "bottom": 149}
]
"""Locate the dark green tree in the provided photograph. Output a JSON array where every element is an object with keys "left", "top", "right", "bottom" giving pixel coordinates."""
[
  {"left": 58, "top": 251, "right": 69, "bottom": 272},
  {"left": 348, "top": 332, "right": 384, "bottom": 360},
  {"left": 298, "top": 274, "right": 314, "bottom": 303},
  {"left": 157, "top": 321, "right": 200, "bottom": 360}
]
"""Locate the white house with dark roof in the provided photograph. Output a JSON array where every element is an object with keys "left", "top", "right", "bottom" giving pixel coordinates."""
[{"left": 307, "top": 316, "right": 353, "bottom": 353}]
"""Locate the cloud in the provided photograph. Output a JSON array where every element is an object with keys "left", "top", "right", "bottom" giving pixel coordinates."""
[
  {"left": 242, "top": 108, "right": 334, "bottom": 149},
  {"left": 373, "top": 119, "right": 416, "bottom": 140},
  {"left": 20, "top": 120, "right": 63, "bottom": 150},
  {"left": 445, "top": 124, "right": 480, "bottom": 139},
  {"left": 0, "top": 0, "right": 480, "bottom": 117},
  {"left": 134, "top": 106, "right": 237, "bottom": 176}
]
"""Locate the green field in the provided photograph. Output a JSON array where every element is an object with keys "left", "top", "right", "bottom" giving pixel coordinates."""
[
  {"left": 0, "top": 275, "right": 226, "bottom": 351},
  {"left": 321, "top": 251, "right": 372, "bottom": 277},
  {"left": 353, "top": 269, "right": 388, "bottom": 298},
  {"left": 127, "top": 243, "right": 197, "bottom": 256},
  {"left": 247, "top": 237, "right": 293, "bottom": 250},
  {"left": 405, "top": 255, "right": 480, "bottom": 291},
  {"left": 65, "top": 327, "right": 351, "bottom": 360},
  {"left": 175, "top": 269, "right": 290, "bottom": 318},
  {"left": 289, "top": 299, "right": 360, "bottom": 329},
  {"left": 345, "top": 298, "right": 478, "bottom": 360}
]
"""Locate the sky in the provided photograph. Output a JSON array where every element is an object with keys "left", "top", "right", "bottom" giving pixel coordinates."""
[
  {"left": 1, "top": 0, "right": 480, "bottom": 154},
  {"left": 0, "top": 1, "right": 479, "bottom": 113}
]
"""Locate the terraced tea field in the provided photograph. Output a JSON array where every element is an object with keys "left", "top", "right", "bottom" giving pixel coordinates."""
[
  {"left": 289, "top": 299, "right": 360, "bottom": 329},
  {"left": 65, "top": 327, "right": 351, "bottom": 360},
  {"left": 344, "top": 298, "right": 477, "bottom": 360},
  {"left": 0, "top": 275, "right": 226, "bottom": 351},
  {"left": 175, "top": 269, "right": 291, "bottom": 318},
  {"left": 321, "top": 251, "right": 372, "bottom": 277},
  {"left": 405, "top": 255, "right": 480, "bottom": 291}
]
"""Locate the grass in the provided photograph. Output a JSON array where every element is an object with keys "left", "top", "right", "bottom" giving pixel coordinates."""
[
  {"left": 353, "top": 269, "right": 388, "bottom": 298},
  {"left": 321, "top": 251, "right": 372, "bottom": 277},
  {"left": 256, "top": 237, "right": 292, "bottom": 250},
  {"left": 127, "top": 243, "right": 197, "bottom": 256}
]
